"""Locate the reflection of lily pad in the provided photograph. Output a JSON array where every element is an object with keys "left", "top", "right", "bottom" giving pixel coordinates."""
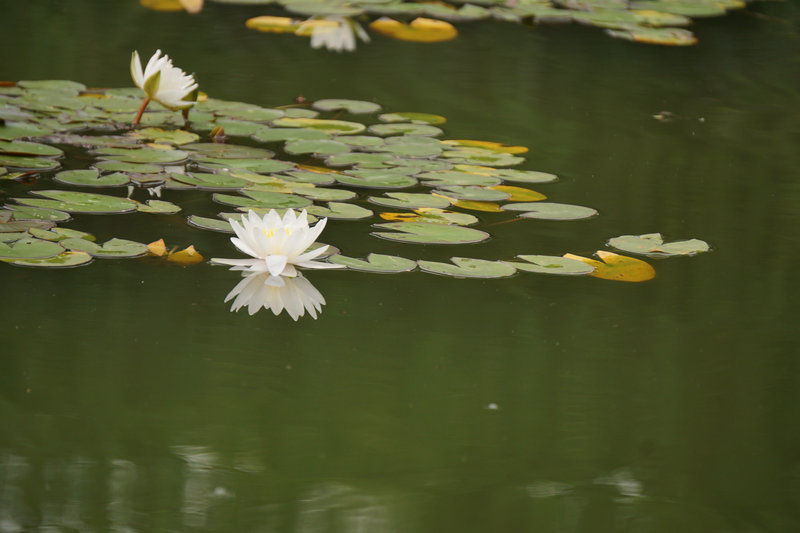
[
  {"left": 329, "top": 253, "right": 416, "bottom": 272},
  {"left": 607, "top": 233, "right": 710, "bottom": 256},
  {"left": 418, "top": 257, "right": 516, "bottom": 278},
  {"left": 506, "top": 255, "right": 595, "bottom": 275},
  {"left": 372, "top": 222, "right": 489, "bottom": 244}
]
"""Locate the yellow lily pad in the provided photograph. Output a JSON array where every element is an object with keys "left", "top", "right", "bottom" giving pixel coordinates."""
[
  {"left": 563, "top": 251, "right": 655, "bottom": 282},
  {"left": 370, "top": 17, "right": 458, "bottom": 43}
]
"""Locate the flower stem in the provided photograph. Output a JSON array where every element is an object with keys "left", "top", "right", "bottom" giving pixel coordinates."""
[{"left": 133, "top": 97, "right": 151, "bottom": 125}]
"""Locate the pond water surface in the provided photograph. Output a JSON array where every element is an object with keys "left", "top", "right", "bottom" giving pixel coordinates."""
[{"left": 1, "top": 1, "right": 800, "bottom": 532}]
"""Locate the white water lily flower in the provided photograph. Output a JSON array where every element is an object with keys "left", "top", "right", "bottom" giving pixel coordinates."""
[
  {"left": 211, "top": 209, "right": 343, "bottom": 277},
  {"left": 309, "top": 17, "right": 370, "bottom": 53},
  {"left": 130, "top": 50, "right": 198, "bottom": 124},
  {"left": 224, "top": 271, "right": 325, "bottom": 320}
]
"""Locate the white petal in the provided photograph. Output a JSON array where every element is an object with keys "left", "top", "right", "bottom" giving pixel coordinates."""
[{"left": 266, "top": 254, "right": 288, "bottom": 277}]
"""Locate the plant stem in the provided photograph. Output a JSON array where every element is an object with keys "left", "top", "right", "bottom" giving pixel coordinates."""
[{"left": 133, "top": 97, "right": 151, "bottom": 125}]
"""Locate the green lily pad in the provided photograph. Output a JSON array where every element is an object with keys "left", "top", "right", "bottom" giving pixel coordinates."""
[
  {"left": 285, "top": 2, "right": 365, "bottom": 17},
  {"left": 182, "top": 142, "right": 274, "bottom": 159},
  {"left": 54, "top": 169, "right": 130, "bottom": 187},
  {"left": 306, "top": 202, "right": 373, "bottom": 220},
  {"left": 18, "top": 80, "right": 85, "bottom": 93},
  {"left": 329, "top": 253, "right": 416, "bottom": 272},
  {"left": 214, "top": 106, "right": 285, "bottom": 122},
  {"left": 15, "top": 190, "right": 138, "bottom": 214},
  {"left": 94, "top": 147, "right": 189, "bottom": 164},
  {"left": 298, "top": 187, "right": 357, "bottom": 202},
  {"left": 442, "top": 150, "right": 524, "bottom": 167},
  {"left": 170, "top": 172, "right": 252, "bottom": 190},
  {"left": 60, "top": 237, "right": 148, "bottom": 258},
  {"left": 3, "top": 250, "right": 93, "bottom": 268},
  {"left": 377, "top": 141, "right": 442, "bottom": 157},
  {"left": 0, "top": 122, "right": 54, "bottom": 140},
  {"left": 203, "top": 119, "right": 264, "bottom": 136},
  {"left": 214, "top": 191, "right": 312, "bottom": 210},
  {"left": 332, "top": 135, "right": 386, "bottom": 148},
  {"left": 271, "top": 117, "right": 366, "bottom": 135},
  {"left": 0, "top": 140, "right": 63, "bottom": 157},
  {"left": 368, "top": 123, "right": 444, "bottom": 137},
  {"left": 378, "top": 112, "right": 447, "bottom": 125},
  {"left": 133, "top": 128, "right": 200, "bottom": 145},
  {"left": 372, "top": 222, "right": 490, "bottom": 244},
  {"left": 434, "top": 185, "right": 510, "bottom": 202},
  {"left": 312, "top": 99, "right": 382, "bottom": 114},
  {"left": 137, "top": 200, "right": 182, "bottom": 214},
  {"left": 418, "top": 170, "right": 501, "bottom": 187},
  {"left": 0, "top": 237, "right": 64, "bottom": 259},
  {"left": 32, "top": 227, "right": 95, "bottom": 242},
  {"left": 252, "top": 127, "right": 332, "bottom": 143},
  {"left": 605, "top": 26, "right": 698, "bottom": 46},
  {"left": 607, "top": 233, "right": 710, "bottom": 257},
  {"left": 284, "top": 139, "right": 351, "bottom": 156},
  {"left": 492, "top": 168, "right": 558, "bottom": 184},
  {"left": 187, "top": 215, "right": 235, "bottom": 233},
  {"left": 502, "top": 202, "right": 598, "bottom": 220},
  {"left": 369, "top": 192, "right": 451, "bottom": 209},
  {"left": 325, "top": 152, "right": 395, "bottom": 168},
  {"left": 505, "top": 255, "right": 595, "bottom": 275},
  {"left": 282, "top": 170, "right": 337, "bottom": 185},
  {"left": 336, "top": 170, "right": 417, "bottom": 189},
  {"left": 629, "top": 1, "right": 727, "bottom": 17},
  {"left": 0, "top": 155, "right": 60, "bottom": 170},
  {"left": 194, "top": 158, "right": 294, "bottom": 175},
  {"left": 93, "top": 160, "right": 163, "bottom": 173},
  {"left": 418, "top": 257, "right": 516, "bottom": 278},
  {"left": 380, "top": 208, "right": 478, "bottom": 226},
  {"left": 389, "top": 158, "right": 452, "bottom": 171},
  {"left": 3, "top": 205, "right": 71, "bottom": 222}
]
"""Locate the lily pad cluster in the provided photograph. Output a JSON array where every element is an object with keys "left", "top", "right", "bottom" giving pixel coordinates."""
[
  {"left": 1, "top": 80, "right": 708, "bottom": 279},
  {"left": 187, "top": 0, "right": 753, "bottom": 47}
]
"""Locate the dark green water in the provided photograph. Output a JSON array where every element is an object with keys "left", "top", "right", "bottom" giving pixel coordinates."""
[{"left": 2, "top": 1, "right": 800, "bottom": 531}]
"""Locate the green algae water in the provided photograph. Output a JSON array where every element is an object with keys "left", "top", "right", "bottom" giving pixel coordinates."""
[{"left": 2, "top": 1, "right": 800, "bottom": 531}]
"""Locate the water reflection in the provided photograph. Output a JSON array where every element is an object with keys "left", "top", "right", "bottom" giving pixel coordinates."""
[{"left": 224, "top": 271, "right": 326, "bottom": 320}]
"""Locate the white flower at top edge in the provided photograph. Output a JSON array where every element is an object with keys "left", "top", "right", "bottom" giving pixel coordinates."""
[
  {"left": 211, "top": 209, "right": 343, "bottom": 277},
  {"left": 130, "top": 49, "right": 198, "bottom": 111}
]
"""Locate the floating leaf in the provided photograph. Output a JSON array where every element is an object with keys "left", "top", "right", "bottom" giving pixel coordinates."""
[
  {"left": 15, "top": 190, "right": 138, "bottom": 214},
  {"left": 378, "top": 112, "right": 447, "bottom": 125},
  {"left": 94, "top": 160, "right": 163, "bottom": 173},
  {"left": 370, "top": 17, "right": 458, "bottom": 42},
  {"left": 418, "top": 170, "right": 501, "bottom": 187},
  {"left": 441, "top": 139, "right": 527, "bottom": 154},
  {"left": 312, "top": 99, "right": 382, "bottom": 114},
  {"left": 187, "top": 215, "right": 235, "bottom": 233},
  {"left": 435, "top": 195, "right": 503, "bottom": 212},
  {"left": 3, "top": 250, "right": 93, "bottom": 268},
  {"left": 298, "top": 187, "right": 356, "bottom": 202},
  {"left": 167, "top": 245, "right": 204, "bottom": 265},
  {"left": 271, "top": 117, "right": 365, "bottom": 135},
  {"left": 328, "top": 253, "right": 417, "bottom": 272},
  {"left": 2, "top": 205, "right": 71, "bottom": 222},
  {"left": 434, "top": 185, "right": 511, "bottom": 202},
  {"left": 503, "top": 202, "right": 597, "bottom": 220},
  {"left": 306, "top": 202, "right": 373, "bottom": 220},
  {"left": 253, "top": 127, "right": 331, "bottom": 142},
  {"left": 0, "top": 237, "right": 64, "bottom": 259},
  {"left": 0, "top": 140, "right": 63, "bottom": 157},
  {"left": 506, "top": 255, "right": 595, "bottom": 275},
  {"left": 284, "top": 139, "right": 351, "bottom": 156},
  {"left": 605, "top": 26, "right": 698, "bottom": 46},
  {"left": 607, "top": 233, "right": 710, "bottom": 256},
  {"left": 147, "top": 238, "right": 167, "bottom": 256},
  {"left": 368, "top": 123, "right": 444, "bottom": 137},
  {"left": 246, "top": 15, "right": 301, "bottom": 33},
  {"left": 372, "top": 222, "right": 489, "bottom": 244},
  {"left": 137, "top": 200, "right": 182, "bottom": 214},
  {"left": 325, "top": 152, "right": 394, "bottom": 168},
  {"left": 336, "top": 170, "right": 417, "bottom": 189},
  {"left": 132, "top": 127, "right": 200, "bottom": 145},
  {"left": 489, "top": 185, "right": 546, "bottom": 202},
  {"left": 0, "top": 155, "right": 60, "bottom": 170},
  {"left": 369, "top": 192, "right": 451, "bottom": 209},
  {"left": 379, "top": 207, "right": 478, "bottom": 226},
  {"left": 182, "top": 142, "right": 274, "bottom": 159},
  {"left": 418, "top": 257, "right": 516, "bottom": 278},
  {"left": 94, "top": 147, "right": 189, "bottom": 164},
  {"left": 60, "top": 237, "right": 148, "bottom": 258},
  {"left": 194, "top": 157, "right": 294, "bottom": 174},
  {"left": 564, "top": 251, "right": 655, "bottom": 282},
  {"left": 54, "top": 169, "right": 130, "bottom": 187}
]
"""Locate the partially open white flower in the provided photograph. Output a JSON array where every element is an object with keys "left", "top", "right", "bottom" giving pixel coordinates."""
[
  {"left": 224, "top": 271, "right": 325, "bottom": 320},
  {"left": 308, "top": 17, "right": 370, "bottom": 53},
  {"left": 211, "top": 209, "right": 343, "bottom": 277},
  {"left": 130, "top": 49, "right": 198, "bottom": 113}
]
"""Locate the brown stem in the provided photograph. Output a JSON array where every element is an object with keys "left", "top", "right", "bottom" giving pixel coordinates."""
[{"left": 133, "top": 97, "right": 151, "bottom": 125}]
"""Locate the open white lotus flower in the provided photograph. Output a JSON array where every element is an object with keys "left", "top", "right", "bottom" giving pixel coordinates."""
[
  {"left": 130, "top": 49, "right": 198, "bottom": 124},
  {"left": 211, "top": 209, "right": 343, "bottom": 277},
  {"left": 308, "top": 17, "right": 370, "bottom": 53},
  {"left": 225, "top": 271, "right": 325, "bottom": 320}
]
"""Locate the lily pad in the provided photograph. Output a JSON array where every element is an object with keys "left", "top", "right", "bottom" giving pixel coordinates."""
[
  {"left": 253, "top": 127, "right": 332, "bottom": 142},
  {"left": 193, "top": 158, "right": 294, "bottom": 174},
  {"left": 564, "top": 251, "right": 656, "bottom": 282},
  {"left": 325, "top": 152, "right": 395, "bottom": 168},
  {"left": 0, "top": 237, "right": 64, "bottom": 259},
  {"left": 54, "top": 169, "right": 130, "bottom": 187},
  {"left": 298, "top": 187, "right": 357, "bottom": 202},
  {"left": 336, "top": 170, "right": 418, "bottom": 189},
  {"left": 312, "top": 99, "right": 382, "bottom": 114},
  {"left": 284, "top": 139, "right": 351, "bottom": 156},
  {"left": 170, "top": 172, "right": 252, "bottom": 190},
  {"left": 434, "top": 185, "right": 511, "bottom": 202},
  {"left": 94, "top": 147, "right": 189, "bottom": 164},
  {"left": 15, "top": 190, "right": 138, "bottom": 214},
  {"left": 489, "top": 185, "right": 546, "bottom": 202},
  {"left": 378, "top": 112, "right": 447, "bottom": 125},
  {"left": 187, "top": 215, "right": 235, "bottom": 233},
  {"left": 369, "top": 192, "right": 451, "bottom": 209},
  {"left": 368, "top": 123, "right": 444, "bottom": 137},
  {"left": 137, "top": 200, "right": 182, "bottom": 214},
  {"left": 372, "top": 222, "right": 490, "bottom": 244},
  {"left": 182, "top": 142, "right": 274, "bottom": 159},
  {"left": 2, "top": 205, "right": 71, "bottom": 222},
  {"left": 418, "top": 257, "right": 516, "bottom": 278},
  {"left": 0, "top": 140, "right": 63, "bottom": 157},
  {"left": 60, "top": 237, "right": 148, "bottom": 258},
  {"left": 503, "top": 202, "right": 597, "bottom": 220},
  {"left": 379, "top": 207, "right": 478, "bottom": 226},
  {"left": 328, "top": 253, "right": 417, "bottom": 272},
  {"left": 418, "top": 170, "right": 501, "bottom": 187},
  {"left": 306, "top": 202, "right": 373, "bottom": 220},
  {"left": 271, "top": 117, "right": 366, "bottom": 135},
  {"left": 133, "top": 128, "right": 200, "bottom": 145},
  {"left": 3, "top": 250, "right": 93, "bottom": 268},
  {"left": 370, "top": 17, "right": 458, "bottom": 42},
  {"left": 0, "top": 155, "right": 60, "bottom": 170},
  {"left": 506, "top": 255, "right": 595, "bottom": 275},
  {"left": 607, "top": 233, "right": 710, "bottom": 256},
  {"left": 93, "top": 160, "right": 163, "bottom": 173},
  {"left": 479, "top": 168, "right": 558, "bottom": 184}
]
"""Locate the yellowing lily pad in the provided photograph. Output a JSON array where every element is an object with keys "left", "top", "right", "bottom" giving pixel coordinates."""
[
  {"left": 167, "top": 245, "right": 204, "bottom": 265},
  {"left": 418, "top": 257, "right": 516, "bottom": 278},
  {"left": 434, "top": 185, "right": 511, "bottom": 202},
  {"left": 271, "top": 117, "right": 366, "bottom": 135},
  {"left": 378, "top": 112, "right": 447, "bottom": 125},
  {"left": 563, "top": 251, "right": 655, "bottom": 282},
  {"left": 441, "top": 139, "right": 528, "bottom": 154},
  {"left": 370, "top": 17, "right": 458, "bottom": 42},
  {"left": 489, "top": 185, "right": 546, "bottom": 202}
]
